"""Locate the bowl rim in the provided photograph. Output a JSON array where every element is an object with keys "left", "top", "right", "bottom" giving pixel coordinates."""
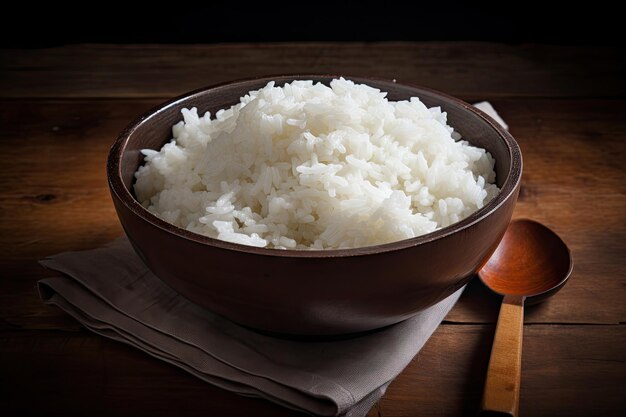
[{"left": 107, "top": 75, "right": 523, "bottom": 258}]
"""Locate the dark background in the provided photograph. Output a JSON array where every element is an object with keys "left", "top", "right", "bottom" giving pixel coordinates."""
[{"left": 2, "top": 1, "right": 621, "bottom": 47}]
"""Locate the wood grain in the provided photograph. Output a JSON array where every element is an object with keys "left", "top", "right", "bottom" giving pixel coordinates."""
[
  {"left": 1, "top": 43, "right": 624, "bottom": 100},
  {"left": 1, "top": 325, "right": 623, "bottom": 417},
  {"left": 480, "top": 295, "right": 524, "bottom": 416},
  {"left": 1, "top": 98, "right": 624, "bottom": 328},
  {"left": 1, "top": 44, "right": 625, "bottom": 417},
  {"left": 378, "top": 325, "right": 626, "bottom": 417}
]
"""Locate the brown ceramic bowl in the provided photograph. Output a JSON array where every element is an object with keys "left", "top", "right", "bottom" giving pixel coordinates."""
[{"left": 107, "top": 75, "right": 522, "bottom": 336}]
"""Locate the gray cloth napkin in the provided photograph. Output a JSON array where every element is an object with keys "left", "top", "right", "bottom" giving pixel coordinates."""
[
  {"left": 38, "top": 238, "right": 462, "bottom": 417},
  {"left": 38, "top": 103, "right": 507, "bottom": 417}
]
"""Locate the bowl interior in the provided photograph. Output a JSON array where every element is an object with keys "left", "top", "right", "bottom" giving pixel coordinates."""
[{"left": 112, "top": 76, "right": 519, "bottom": 252}]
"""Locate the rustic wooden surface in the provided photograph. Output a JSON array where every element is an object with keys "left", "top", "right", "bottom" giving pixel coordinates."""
[{"left": 1, "top": 43, "right": 624, "bottom": 417}]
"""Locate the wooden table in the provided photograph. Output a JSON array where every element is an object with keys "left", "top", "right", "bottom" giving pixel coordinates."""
[{"left": 1, "top": 43, "right": 624, "bottom": 417}]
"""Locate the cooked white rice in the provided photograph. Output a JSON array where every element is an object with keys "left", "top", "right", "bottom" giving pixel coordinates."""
[{"left": 134, "top": 78, "right": 499, "bottom": 249}]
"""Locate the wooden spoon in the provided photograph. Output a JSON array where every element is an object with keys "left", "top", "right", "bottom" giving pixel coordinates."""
[{"left": 478, "top": 219, "right": 573, "bottom": 416}]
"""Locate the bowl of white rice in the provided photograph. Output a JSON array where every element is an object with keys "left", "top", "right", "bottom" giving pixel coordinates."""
[{"left": 108, "top": 76, "right": 522, "bottom": 336}]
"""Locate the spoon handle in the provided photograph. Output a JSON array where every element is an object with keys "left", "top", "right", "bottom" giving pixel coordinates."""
[{"left": 480, "top": 294, "right": 524, "bottom": 416}]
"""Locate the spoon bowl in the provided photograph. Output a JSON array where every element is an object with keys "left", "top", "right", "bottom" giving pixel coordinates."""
[
  {"left": 480, "top": 219, "right": 573, "bottom": 304},
  {"left": 478, "top": 219, "right": 573, "bottom": 416}
]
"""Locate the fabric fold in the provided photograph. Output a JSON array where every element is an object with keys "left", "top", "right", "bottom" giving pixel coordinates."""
[{"left": 39, "top": 237, "right": 463, "bottom": 416}]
